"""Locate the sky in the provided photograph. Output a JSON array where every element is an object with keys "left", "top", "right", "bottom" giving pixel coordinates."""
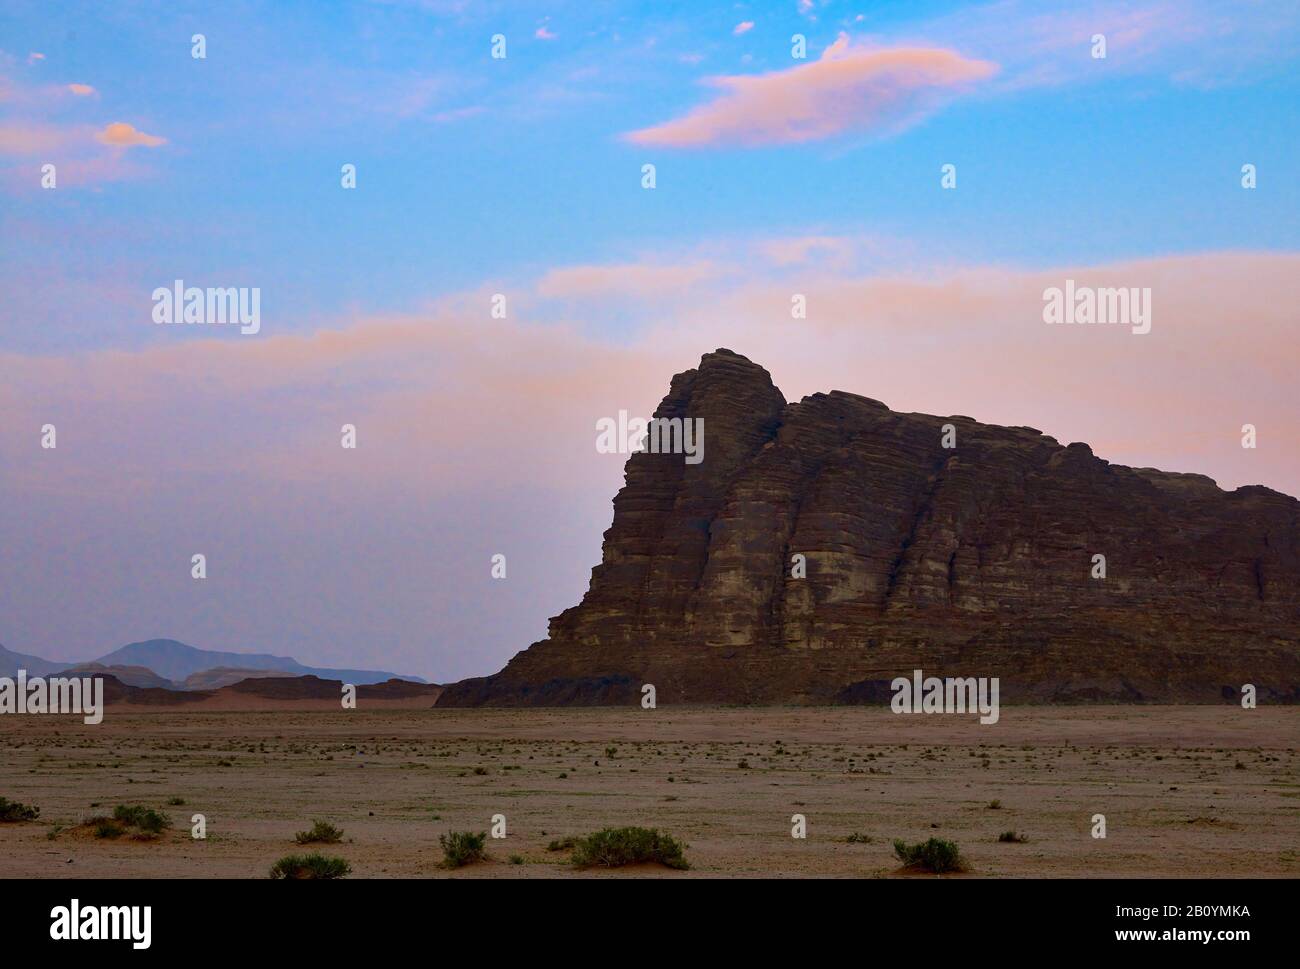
[{"left": 1, "top": 0, "right": 1297, "bottom": 681}]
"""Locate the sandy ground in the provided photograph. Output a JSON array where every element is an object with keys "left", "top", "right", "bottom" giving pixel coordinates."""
[{"left": 0, "top": 705, "right": 1295, "bottom": 878}]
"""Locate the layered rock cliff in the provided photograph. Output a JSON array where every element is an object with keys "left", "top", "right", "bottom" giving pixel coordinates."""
[{"left": 440, "top": 350, "right": 1300, "bottom": 705}]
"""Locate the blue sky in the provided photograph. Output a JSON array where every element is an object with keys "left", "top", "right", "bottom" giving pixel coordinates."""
[{"left": 4, "top": 0, "right": 1297, "bottom": 353}]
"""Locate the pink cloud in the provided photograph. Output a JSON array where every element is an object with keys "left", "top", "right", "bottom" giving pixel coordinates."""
[
  {"left": 535, "top": 261, "right": 722, "bottom": 299},
  {"left": 66, "top": 83, "right": 96, "bottom": 96},
  {"left": 625, "top": 36, "right": 997, "bottom": 147},
  {"left": 535, "top": 26, "right": 557, "bottom": 40},
  {"left": 733, "top": 21, "right": 755, "bottom": 36},
  {"left": 95, "top": 121, "right": 166, "bottom": 148},
  {"left": 0, "top": 122, "right": 85, "bottom": 155}
]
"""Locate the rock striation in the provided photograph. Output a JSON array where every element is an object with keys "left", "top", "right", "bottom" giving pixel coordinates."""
[{"left": 440, "top": 350, "right": 1300, "bottom": 706}]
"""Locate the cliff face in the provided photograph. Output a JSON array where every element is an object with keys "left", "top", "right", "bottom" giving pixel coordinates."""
[{"left": 441, "top": 349, "right": 1300, "bottom": 706}]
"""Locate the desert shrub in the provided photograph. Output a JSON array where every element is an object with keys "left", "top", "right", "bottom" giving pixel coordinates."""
[
  {"left": 112, "top": 804, "right": 169, "bottom": 834},
  {"left": 270, "top": 853, "right": 351, "bottom": 879},
  {"left": 166, "top": 797, "right": 186, "bottom": 806},
  {"left": 892, "top": 837, "right": 967, "bottom": 873},
  {"left": 987, "top": 800, "right": 1002, "bottom": 810},
  {"left": 509, "top": 854, "right": 524, "bottom": 865},
  {"left": 845, "top": 832, "right": 872, "bottom": 844},
  {"left": 295, "top": 820, "right": 343, "bottom": 845},
  {"left": 0, "top": 797, "right": 39, "bottom": 822},
  {"left": 570, "top": 827, "right": 689, "bottom": 870},
  {"left": 998, "top": 831, "right": 1028, "bottom": 843},
  {"left": 547, "top": 836, "right": 577, "bottom": 852},
  {"left": 439, "top": 830, "right": 487, "bottom": 868},
  {"left": 92, "top": 819, "right": 122, "bottom": 839}
]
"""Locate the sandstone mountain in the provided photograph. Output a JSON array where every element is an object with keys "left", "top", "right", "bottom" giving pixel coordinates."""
[{"left": 441, "top": 349, "right": 1300, "bottom": 706}]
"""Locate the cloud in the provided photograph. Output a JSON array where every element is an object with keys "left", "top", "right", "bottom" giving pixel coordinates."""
[
  {"left": 26, "top": 52, "right": 44, "bottom": 64},
  {"left": 757, "top": 235, "right": 857, "bottom": 268},
  {"left": 66, "top": 83, "right": 96, "bottom": 96},
  {"left": 536, "top": 260, "right": 723, "bottom": 300},
  {"left": 882, "top": 0, "right": 1300, "bottom": 92},
  {"left": 733, "top": 21, "right": 755, "bottom": 36},
  {"left": 535, "top": 26, "right": 557, "bottom": 40},
  {"left": 625, "top": 35, "right": 997, "bottom": 148},
  {"left": 0, "top": 121, "right": 85, "bottom": 155},
  {"left": 95, "top": 122, "right": 166, "bottom": 148}
]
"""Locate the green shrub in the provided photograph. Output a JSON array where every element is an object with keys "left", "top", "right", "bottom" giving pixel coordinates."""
[
  {"left": 547, "top": 836, "right": 577, "bottom": 852},
  {"left": 892, "top": 837, "right": 967, "bottom": 873},
  {"left": 295, "top": 820, "right": 344, "bottom": 845},
  {"left": 570, "top": 827, "right": 689, "bottom": 870},
  {"left": 112, "top": 804, "right": 169, "bottom": 834},
  {"left": 0, "top": 797, "right": 39, "bottom": 822},
  {"left": 439, "top": 830, "right": 487, "bottom": 868},
  {"left": 270, "top": 853, "right": 351, "bottom": 879}
]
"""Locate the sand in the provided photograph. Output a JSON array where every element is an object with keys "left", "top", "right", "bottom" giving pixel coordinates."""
[{"left": 0, "top": 705, "right": 1295, "bottom": 878}]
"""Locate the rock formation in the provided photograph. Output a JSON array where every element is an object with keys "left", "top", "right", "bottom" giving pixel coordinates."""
[{"left": 440, "top": 350, "right": 1300, "bottom": 706}]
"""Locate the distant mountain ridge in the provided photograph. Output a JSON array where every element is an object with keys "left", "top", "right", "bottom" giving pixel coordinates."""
[
  {"left": 0, "top": 639, "right": 423, "bottom": 686},
  {"left": 0, "top": 644, "right": 64, "bottom": 677}
]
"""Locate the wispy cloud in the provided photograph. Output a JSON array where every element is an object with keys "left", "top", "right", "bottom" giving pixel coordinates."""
[{"left": 626, "top": 34, "right": 997, "bottom": 148}]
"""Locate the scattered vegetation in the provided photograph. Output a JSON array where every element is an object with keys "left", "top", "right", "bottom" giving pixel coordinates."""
[
  {"left": 84, "top": 804, "right": 170, "bottom": 839},
  {"left": 439, "top": 830, "right": 488, "bottom": 868},
  {"left": 569, "top": 827, "right": 689, "bottom": 870},
  {"left": 987, "top": 800, "right": 1002, "bottom": 810},
  {"left": 845, "top": 832, "right": 872, "bottom": 844},
  {"left": 270, "top": 853, "right": 351, "bottom": 879},
  {"left": 0, "top": 797, "right": 39, "bottom": 822},
  {"left": 113, "top": 805, "right": 169, "bottom": 833},
  {"left": 547, "top": 836, "right": 578, "bottom": 852},
  {"left": 998, "top": 831, "right": 1028, "bottom": 843},
  {"left": 294, "top": 820, "right": 344, "bottom": 845},
  {"left": 509, "top": 854, "right": 524, "bottom": 865},
  {"left": 892, "top": 837, "right": 967, "bottom": 873},
  {"left": 166, "top": 797, "right": 186, "bottom": 806}
]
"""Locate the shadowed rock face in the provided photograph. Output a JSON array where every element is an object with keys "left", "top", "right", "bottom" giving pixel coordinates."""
[{"left": 441, "top": 349, "right": 1300, "bottom": 706}]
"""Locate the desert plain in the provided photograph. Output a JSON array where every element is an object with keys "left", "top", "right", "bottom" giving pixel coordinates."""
[{"left": 0, "top": 705, "right": 1295, "bottom": 878}]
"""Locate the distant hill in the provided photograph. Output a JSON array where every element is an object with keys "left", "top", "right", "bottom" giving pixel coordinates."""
[
  {"left": 56, "top": 663, "right": 177, "bottom": 690},
  {"left": 93, "top": 640, "right": 424, "bottom": 685},
  {"left": 96, "top": 673, "right": 442, "bottom": 710},
  {"left": 1, "top": 638, "right": 423, "bottom": 685},
  {"left": 179, "top": 666, "right": 298, "bottom": 691},
  {"left": 0, "top": 644, "right": 65, "bottom": 678}
]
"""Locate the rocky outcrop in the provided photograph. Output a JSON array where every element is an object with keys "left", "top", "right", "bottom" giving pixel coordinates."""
[{"left": 440, "top": 350, "right": 1300, "bottom": 706}]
